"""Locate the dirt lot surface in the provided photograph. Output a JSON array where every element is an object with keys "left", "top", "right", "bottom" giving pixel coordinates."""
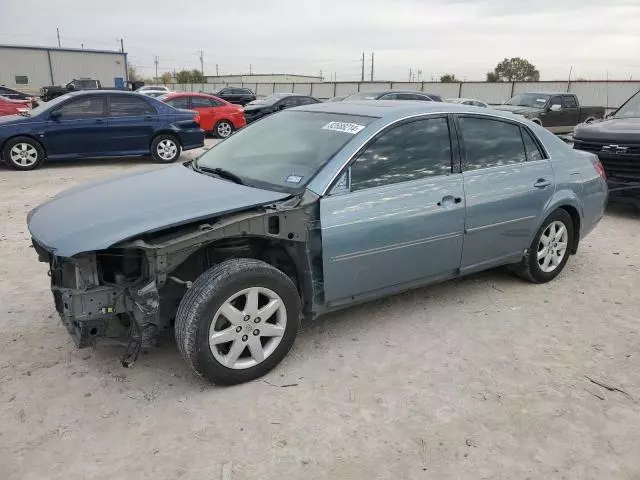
[{"left": 1, "top": 146, "right": 639, "bottom": 480}]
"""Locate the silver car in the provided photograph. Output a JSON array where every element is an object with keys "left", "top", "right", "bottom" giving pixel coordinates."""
[{"left": 27, "top": 101, "right": 608, "bottom": 385}]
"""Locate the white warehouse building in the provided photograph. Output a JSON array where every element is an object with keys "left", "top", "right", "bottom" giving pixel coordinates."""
[{"left": 0, "top": 44, "right": 128, "bottom": 93}]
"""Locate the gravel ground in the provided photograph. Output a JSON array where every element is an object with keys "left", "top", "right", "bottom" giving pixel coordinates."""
[{"left": 1, "top": 146, "right": 639, "bottom": 480}]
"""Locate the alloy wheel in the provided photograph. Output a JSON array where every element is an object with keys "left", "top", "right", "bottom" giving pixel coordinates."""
[
  {"left": 537, "top": 220, "right": 569, "bottom": 273},
  {"left": 157, "top": 139, "right": 177, "bottom": 160},
  {"left": 217, "top": 122, "right": 232, "bottom": 138},
  {"left": 209, "top": 287, "right": 287, "bottom": 369},
  {"left": 10, "top": 143, "right": 38, "bottom": 167}
]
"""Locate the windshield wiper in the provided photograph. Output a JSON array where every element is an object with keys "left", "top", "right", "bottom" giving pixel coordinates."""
[{"left": 196, "top": 165, "right": 245, "bottom": 185}]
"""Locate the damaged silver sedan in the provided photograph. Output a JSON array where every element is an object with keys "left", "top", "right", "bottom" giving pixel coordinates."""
[{"left": 27, "top": 101, "right": 607, "bottom": 384}]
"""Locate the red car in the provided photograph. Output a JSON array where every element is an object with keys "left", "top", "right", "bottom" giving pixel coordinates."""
[
  {"left": 0, "top": 96, "right": 32, "bottom": 117},
  {"left": 160, "top": 92, "right": 246, "bottom": 138}
]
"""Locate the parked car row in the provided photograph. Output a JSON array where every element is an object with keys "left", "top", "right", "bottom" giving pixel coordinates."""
[
  {"left": 26, "top": 100, "right": 608, "bottom": 384},
  {"left": 0, "top": 91, "right": 204, "bottom": 170}
]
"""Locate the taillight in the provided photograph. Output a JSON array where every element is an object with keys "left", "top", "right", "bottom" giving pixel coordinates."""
[
  {"left": 194, "top": 114, "right": 201, "bottom": 124},
  {"left": 593, "top": 159, "right": 606, "bottom": 180}
]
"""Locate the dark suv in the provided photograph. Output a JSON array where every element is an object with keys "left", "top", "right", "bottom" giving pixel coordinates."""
[{"left": 215, "top": 87, "right": 256, "bottom": 106}]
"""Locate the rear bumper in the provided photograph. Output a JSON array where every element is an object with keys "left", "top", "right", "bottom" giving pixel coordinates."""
[{"left": 178, "top": 128, "right": 205, "bottom": 151}]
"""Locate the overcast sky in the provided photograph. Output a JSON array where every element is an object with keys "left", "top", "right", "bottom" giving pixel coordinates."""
[{"left": 2, "top": 0, "right": 639, "bottom": 81}]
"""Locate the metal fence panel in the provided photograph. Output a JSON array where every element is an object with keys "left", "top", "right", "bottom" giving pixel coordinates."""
[
  {"left": 274, "top": 83, "right": 294, "bottom": 93},
  {"left": 256, "top": 83, "right": 273, "bottom": 97},
  {"left": 569, "top": 81, "right": 640, "bottom": 109},
  {"left": 390, "top": 82, "right": 422, "bottom": 90},
  {"left": 335, "top": 83, "right": 360, "bottom": 96},
  {"left": 293, "top": 83, "right": 312, "bottom": 95},
  {"left": 513, "top": 82, "right": 567, "bottom": 95},
  {"left": 460, "top": 82, "right": 513, "bottom": 104},
  {"left": 358, "top": 82, "right": 392, "bottom": 92},
  {"left": 419, "top": 82, "right": 460, "bottom": 98},
  {"left": 311, "top": 83, "right": 336, "bottom": 99}
]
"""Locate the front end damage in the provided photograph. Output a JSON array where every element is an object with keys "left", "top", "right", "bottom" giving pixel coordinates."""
[{"left": 32, "top": 194, "right": 322, "bottom": 363}]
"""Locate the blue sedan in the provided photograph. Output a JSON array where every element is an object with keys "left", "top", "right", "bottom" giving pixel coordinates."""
[{"left": 0, "top": 91, "right": 204, "bottom": 170}]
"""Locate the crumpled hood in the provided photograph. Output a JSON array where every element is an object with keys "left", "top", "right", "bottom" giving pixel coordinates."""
[
  {"left": 493, "top": 105, "right": 542, "bottom": 116},
  {"left": 574, "top": 117, "right": 640, "bottom": 142},
  {"left": 27, "top": 164, "right": 290, "bottom": 258}
]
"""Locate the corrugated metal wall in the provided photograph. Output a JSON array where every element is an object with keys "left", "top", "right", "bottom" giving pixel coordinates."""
[
  {"left": 164, "top": 80, "right": 640, "bottom": 108},
  {"left": 0, "top": 47, "right": 127, "bottom": 90}
]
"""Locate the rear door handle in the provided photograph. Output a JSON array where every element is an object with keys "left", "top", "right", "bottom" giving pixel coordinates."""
[
  {"left": 95, "top": 118, "right": 105, "bottom": 124},
  {"left": 534, "top": 179, "right": 551, "bottom": 188},
  {"left": 144, "top": 115, "right": 153, "bottom": 121},
  {"left": 437, "top": 195, "right": 463, "bottom": 207}
]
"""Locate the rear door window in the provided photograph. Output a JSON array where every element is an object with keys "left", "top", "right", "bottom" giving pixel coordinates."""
[
  {"left": 562, "top": 95, "right": 578, "bottom": 108},
  {"left": 191, "top": 96, "right": 216, "bottom": 108},
  {"left": 350, "top": 117, "right": 453, "bottom": 191},
  {"left": 458, "top": 116, "right": 527, "bottom": 170},
  {"left": 521, "top": 128, "right": 545, "bottom": 161},
  {"left": 166, "top": 97, "right": 190, "bottom": 109},
  {"left": 109, "top": 95, "right": 156, "bottom": 116}
]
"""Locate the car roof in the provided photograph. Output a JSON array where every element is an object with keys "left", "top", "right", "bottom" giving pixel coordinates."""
[
  {"left": 295, "top": 100, "right": 521, "bottom": 122},
  {"left": 517, "top": 91, "right": 572, "bottom": 96}
]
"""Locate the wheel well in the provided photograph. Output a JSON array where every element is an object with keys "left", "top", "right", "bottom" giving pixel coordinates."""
[
  {"left": 169, "top": 236, "right": 301, "bottom": 292},
  {"left": 0, "top": 134, "right": 46, "bottom": 159},
  {"left": 149, "top": 131, "right": 181, "bottom": 150},
  {"left": 558, "top": 205, "right": 580, "bottom": 254}
]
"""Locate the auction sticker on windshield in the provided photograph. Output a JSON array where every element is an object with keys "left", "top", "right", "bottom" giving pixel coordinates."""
[{"left": 322, "top": 121, "right": 366, "bottom": 134}]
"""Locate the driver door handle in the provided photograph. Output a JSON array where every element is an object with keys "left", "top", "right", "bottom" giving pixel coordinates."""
[{"left": 534, "top": 179, "right": 551, "bottom": 189}]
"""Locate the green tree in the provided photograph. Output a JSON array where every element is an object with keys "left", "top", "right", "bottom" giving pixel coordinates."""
[
  {"left": 486, "top": 72, "right": 500, "bottom": 82},
  {"left": 440, "top": 73, "right": 458, "bottom": 83},
  {"left": 128, "top": 65, "right": 141, "bottom": 81},
  {"left": 175, "top": 70, "right": 192, "bottom": 83},
  {"left": 491, "top": 57, "right": 540, "bottom": 82},
  {"left": 160, "top": 72, "right": 173, "bottom": 84},
  {"left": 190, "top": 69, "right": 205, "bottom": 83}
]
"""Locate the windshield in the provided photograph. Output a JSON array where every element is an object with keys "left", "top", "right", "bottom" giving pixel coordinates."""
[
  {"left": 614, "top": 90, "right": 640, "bottom": 119},
  {"left": 345, "top": 92, "right": 381, "bottom": 101},
  {"left": 505, "top": 93, "right": 550, "bottom": 107},
  {"left": 24, "top": 93, "right": 73, "bottom": 116},
  {"left": 195, "top": 111, "right": 376, "bottom": 191}
]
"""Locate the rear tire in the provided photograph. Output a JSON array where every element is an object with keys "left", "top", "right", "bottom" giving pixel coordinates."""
[
  {"left": 515, "top": 209, "right": 574, "bottom": 283},
  {"left": 175, "top": 258, "right": 301, "bottom": 385},
  {"left": 2, "top": 136, "right": 45, "bottom": 170},
  {"left": 214, "top": 120, "right": 234, "bottom": 139},
  {"left": 150, "top": 134, "right": 181, "bottom": 163}
]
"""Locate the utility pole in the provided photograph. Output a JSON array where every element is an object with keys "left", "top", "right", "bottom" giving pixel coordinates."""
[
  {"left": 56, "top": 27, "right": 61, "bottom": 47},
  {"left": 199, "top": 50, "right": 204, "bottom": 89},
  {"left": 361, "top": 52, "right": 365, "bottom": 81},
  {"left": 154, "top": 56, "right": 159, "bottom": 83},
  {"left": 120, "top": 38, "right": 124, "bottom": 53},
  {"left": 249, "top": 64, "right": 252, "bottom": 75},
  {"left": 370, "top": 52, "right": 374, "bottom": 81},
  {"left": 81, "top": 43, "right": 84, "bottom": 50},
  {"left": 409, "top": 68, "right": 412, "bottom": 81},
  {"left": 216, "top": 64, "right": 219, "bottom": 76},
  {"left": 319, "top": 69, "right": 323, "bottom": 80},
  {"left": 566, "top": 65, "right": 573, "bottom": 92}
]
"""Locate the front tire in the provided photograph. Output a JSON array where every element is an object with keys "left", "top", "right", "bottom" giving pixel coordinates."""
[
  {"left": 214, "top": 120, "right": 234, "bottom": 139},
  {"left": 515, "top": 209, "right": 574, "bottom": 283},
  {"left": 2, "top": 137, "right": 45, "bottom": 170},
  {"left": 151, "top": 134, "right": 181, "bottom": 163},
  {"left": 175, "top": 258, "right": 301, "bottom": 385}
]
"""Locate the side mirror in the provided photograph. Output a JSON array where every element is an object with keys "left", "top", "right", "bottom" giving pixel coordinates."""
[
  {"left": 549, "top": 104, "right": 562, "bottom": 112},
  {"left": 606, "top": 112, "right": 614, "bottom": 120},
  {"left": 50, "top": 111, "right": 62, "bottom": 121},
  {"left": 278, "top": 103, "right": 287, "bottom": 110}
]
